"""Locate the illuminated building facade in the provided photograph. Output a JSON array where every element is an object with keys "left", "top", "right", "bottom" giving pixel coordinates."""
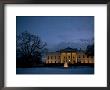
[{"left": 45, "top": 47, "right": 94, "bottom": 64}]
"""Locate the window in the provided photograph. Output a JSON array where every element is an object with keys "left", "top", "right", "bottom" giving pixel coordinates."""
[
  {"left": 51, "top": 56, "right": 52, "bottom": 59},
  {"left": 55, "top": 56, "right": 56, "bottom": 59},
  {"left": 48, "top": 56, "right": 49, "bottom": 60},
  {"left": 83, "top": 55, "right": 85, "bottom": 58},
  {"left": 73, "top": 56, "right": 74, "bottom": 58},
  {"left": 68, "top": 56, "right": 70, "bottom": 58},
  {"left": 59, "top": 56, "right": 60, "bottom": 58}
]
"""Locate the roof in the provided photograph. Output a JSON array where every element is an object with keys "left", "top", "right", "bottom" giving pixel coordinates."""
[
  {"left": 60, "top": 47, "right": 78, "bottom": 52},
  {"left": 46, "top": 47, "right": 86, "bottom": 55}
]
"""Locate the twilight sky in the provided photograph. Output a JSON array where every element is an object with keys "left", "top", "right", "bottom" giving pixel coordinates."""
[{"left": 16, "top": 16, "right": 94, "bottom": 50}]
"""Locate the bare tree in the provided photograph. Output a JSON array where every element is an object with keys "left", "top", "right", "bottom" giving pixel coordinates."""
[{"left": 16, "top": 31, "right": 46, "bottom": 66}]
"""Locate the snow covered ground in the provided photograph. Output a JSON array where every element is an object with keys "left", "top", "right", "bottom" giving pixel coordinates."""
[{"left": 16, "top": 66, "right": 94, "bottom": 74}]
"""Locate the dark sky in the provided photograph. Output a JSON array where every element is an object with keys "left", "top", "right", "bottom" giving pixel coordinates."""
[{"left": 16, "top": 16, "right": 94, "bottom": 50}]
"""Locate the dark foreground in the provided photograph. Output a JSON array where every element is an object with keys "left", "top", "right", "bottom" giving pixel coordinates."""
[{"left": 16, "top": 65, "right": 94, "bottom": 74}]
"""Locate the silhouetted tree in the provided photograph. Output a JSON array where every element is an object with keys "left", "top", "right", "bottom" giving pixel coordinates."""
[
  {"left": 16, "top": 31, "right": 46, "bottom": 66},
  {"left": 86, "top": 44, "right": 94, "bottom": 56}
]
